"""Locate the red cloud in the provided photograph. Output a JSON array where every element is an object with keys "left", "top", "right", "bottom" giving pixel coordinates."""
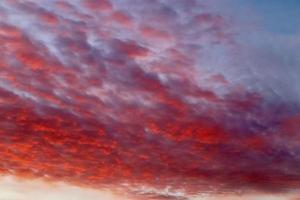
[
  {"left": 0, "top": 1, "right": 299, "bottom": 200},
  {"left": 39, "top": 12, "right": 59, "bottom": 25},
  {"left": 0, "top": 23, "right": 23, "bottom": 38},
  {"left": 113, "top": 40, "right": 149, "bottom": 58},
  {"left": 140, "top": 26, "right": 171, "bottom": 41},
  {"left": 16, "top": 52, "right": 46, "bottom": 70},
  {"left": 110, "top": 10, "right": 133, "bottom": 27},
  {"left": 82, "top": 0, "right": 113, "bottom": 11}
]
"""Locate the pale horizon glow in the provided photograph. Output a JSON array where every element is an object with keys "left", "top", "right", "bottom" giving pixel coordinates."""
[
  {"left": 0, "top": 176, "right": 128, "bottom": 200},
  {"left": 0, "top": 176, "right": 299, "bottom": 200}
]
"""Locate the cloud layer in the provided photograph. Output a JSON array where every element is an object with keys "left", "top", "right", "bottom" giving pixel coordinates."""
[{"left": 0, "top": 0, "right": 300, "bottom": 199}]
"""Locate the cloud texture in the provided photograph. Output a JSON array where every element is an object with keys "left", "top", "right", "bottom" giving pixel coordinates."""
[{"left": 0, "top": 0, "right": 300, "bottom": 199}]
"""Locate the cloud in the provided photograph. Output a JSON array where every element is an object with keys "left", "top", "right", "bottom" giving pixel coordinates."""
[
  {"left": 109, "top": 10, "right": 133, "bottom": 27},
  {"left": 0, "top": 0, "right": 300, "bottom": 200},
  {"left": 139, "top": 26, "right": 172, "bottom": 41},
  {"left": 82, "top": 0, "right": 113, "bottom": 11}
]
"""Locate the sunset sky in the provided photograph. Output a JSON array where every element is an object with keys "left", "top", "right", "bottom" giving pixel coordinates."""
[{"left": 0, "top": 0, "right": 300, "bottom": 199}]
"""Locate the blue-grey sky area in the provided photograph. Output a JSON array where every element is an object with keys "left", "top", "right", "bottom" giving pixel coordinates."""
[
  {"left": 244, "top": 0, "right": 300, "bottom": 34},
  {"left": 211, "top": 0, "right": 300, "bottom": 104}
]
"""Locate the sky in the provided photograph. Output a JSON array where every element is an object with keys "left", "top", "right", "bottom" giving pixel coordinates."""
[{"left": 0, "top": 0, "right": 300, "bottom": 200}]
